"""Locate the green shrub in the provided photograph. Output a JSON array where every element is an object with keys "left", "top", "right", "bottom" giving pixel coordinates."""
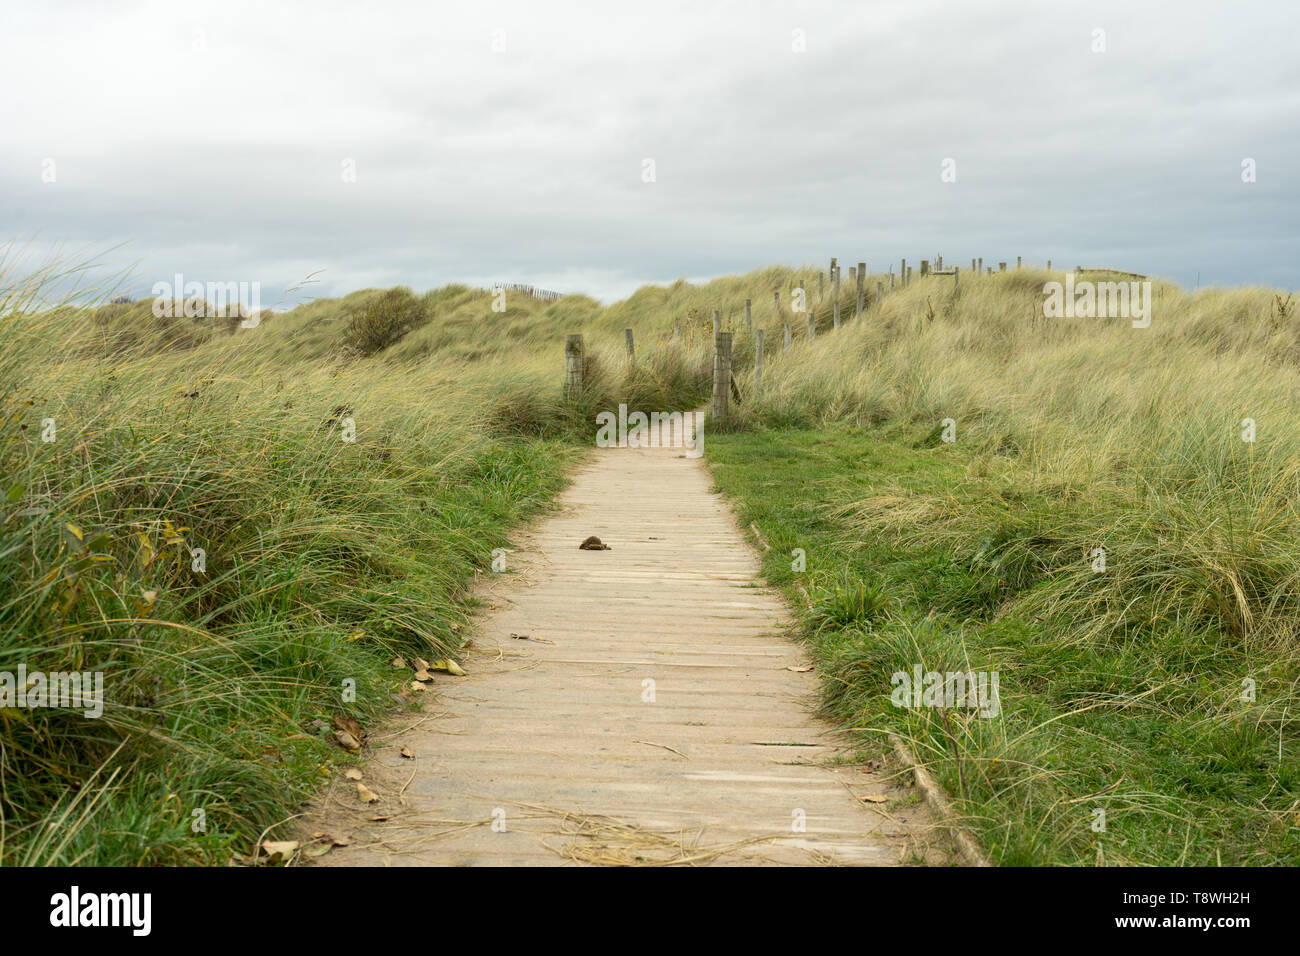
[{"left": 343, "top": 288, "right": 428, "bottom": 355}]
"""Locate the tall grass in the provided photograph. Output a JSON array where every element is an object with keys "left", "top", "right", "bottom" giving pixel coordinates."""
[{"left": 0, "top": 258, "right": 712, "bottom": 864}]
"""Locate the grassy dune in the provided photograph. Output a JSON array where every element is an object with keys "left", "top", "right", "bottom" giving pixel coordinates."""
[
  {"left": 3, "top": 253, "right": 1295, "bottom": 865},
  {"left": 0, "top": 266, "right": 709, "bottom": 864},
  {"left": 705, "top": 266, "right": 1300, "bottom": 865}
]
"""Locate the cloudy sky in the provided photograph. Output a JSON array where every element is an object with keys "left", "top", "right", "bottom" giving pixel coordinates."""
[{"left": 2, "top": 0, "right": 1296, "bottom": 306}]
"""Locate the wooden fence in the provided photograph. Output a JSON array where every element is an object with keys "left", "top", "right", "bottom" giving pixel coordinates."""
[{"left": 561, "top": 254, "right": 1119, "bottom": 420}]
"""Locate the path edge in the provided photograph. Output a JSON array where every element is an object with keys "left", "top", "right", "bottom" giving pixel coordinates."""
[{"left": 744, "top": 517, "right": 993, "bottom": 868}]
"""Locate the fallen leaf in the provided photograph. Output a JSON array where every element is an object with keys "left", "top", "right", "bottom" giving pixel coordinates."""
[
  {"left": 391, "top": 656, "right": 407, "bottom": 669},
  {"left": 400, "top": 747, "right": 414, "bottom": 759},
  {"left": 333, "top": 715, "right": 363, "bottom": 740},
  {"left": 369, "top": 814, "right": 390, "bottom": 822},
  {"left": 785, "top": 665, "right": 814, "bottom": 673},
  {"left": 356, "top": 782, "right": 379, "bottom": 803},
  {"left": 859, "top": 794, "right": 889, "bottom": 804},
  {"left": 412, "top": 657, "right": 430, "bottom": 672},
  {"left": 334, "top": 730, "right": 361, "bottom": 752},
  {"left": 432, "top": 658, "right": 466, "bottom": 676},
  {"left": 260, "top": 840, "right": 298, "bottom": 863},
  {"left": 409, "top": 681, "right": 427, "bottom": 693},
  {"left": 413, "top": 669, "right": 433, "bottom": 682},
  {"left": 343, "top": 768, "right": 363, "bottom": 781}
]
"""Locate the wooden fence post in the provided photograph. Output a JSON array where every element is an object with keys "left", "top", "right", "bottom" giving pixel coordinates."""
[
  {"left": 783, "top": 323, "right": 792, "bottom": 354},
  {"left": 565, "top": 334, "right": 583, "bottom": 398},
  {"left": 978, "top": 257, "right": 983, "bottom": 274},
  {"left": 833, "top": 268, "right": 841, "bottom": 328},
  {"left": 625, "top": 327, "right": 635, "bottom": 366},
  {"left": 920, "top": 260, "right": 930, "bottom": 276},
  {"left": 1017, "top": 256, "right": 1022, "bottom": 269},
  {"left": 745, "top": 298, "right": 752, "bottom": 337},
  {"left": 900, "top": 258, "right": 907, "bottom": 287},
  {"left": 712, "top": 332, "right": 733, "bottom": 421},
  {"left": 1047, "top": 259, "right": 1052, "bottom": 270},
  {"left": 936, "top": 254, "right": 943, "bottom": 270},
  {"left": 907, "top": 266, "right": 913, "bottom": 283},
  {"left": 999, "top": 262, "right": 1007, "bottom": 272},
  {"left": 755, "top": 328, "right": 764, "bottom": 393},
  {"left": 877, "top": 281, "right": 883, "bottom": 308},
  {"left": 712, "top": 309, "right": 719, "bottom": 343},
  {"left": 954, "top": 268, "right": 959, "bottom": 292},
  {"left": 856, "top": 261, "right": 865, "bottom": 319}
]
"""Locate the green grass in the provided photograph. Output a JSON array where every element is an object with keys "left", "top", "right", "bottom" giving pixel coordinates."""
[
  {"left": 706, "top": 424, "right": 1300, "bottom": 866},
  {"left": 0, "top": 254, "right": 718, "bottom": 865},
  {"left": 6, "top": 248, "right": 1297, "bottom": 866}
]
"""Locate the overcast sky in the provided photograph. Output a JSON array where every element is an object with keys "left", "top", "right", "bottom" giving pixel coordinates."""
[{"left": 3, "top": 0, "right": 1297, "bottom": 306}]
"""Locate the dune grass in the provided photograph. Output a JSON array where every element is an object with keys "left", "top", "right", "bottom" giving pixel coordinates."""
[
  {"left": 700, "top": 264, "right": 1300, "bottom": 865},
  {"left": 0, "top": 261, "right": 712, "bottom": 865},
  {"left": 4, "top": 251, "right": 1295, "bottom": 866}
]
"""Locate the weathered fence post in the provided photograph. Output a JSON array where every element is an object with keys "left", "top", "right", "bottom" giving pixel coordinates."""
[
  {"left": 971, "top": 258, "right": 976, "bottom": 272},
  {"left": 625, "top": 327, "right": 635, "bottom": 366},
  {"left": 833, "top": 268, "right": 841, "bottom": 328},
  {"left": 907, "top": 266, "right": 913, "bottom": 283},
  {"left": 999, "top": 262, "right": 1007, "bottom": 272},
  {"left": 712, "top": 309, "right": 719, "bottom": 343},
  {"left": 565, "top": 334, "right": 583, "bottom": 398},
  {"left": 856, "top": 261, "right": 865, "bottom": 320},
  {"left": 936, "top": 254, "right": 943, "bottom": 270},
  {"left": 1017, "top": 256, "right": 1022, "bottom": 269},
  {"left": 900, "top": 258, "right": 907, "bottom": 287},
  {"left": 920, "top": 259, "right": 930, "bottom": 276},
  {"left": 978, "top": 257, "right": 983, "bottom": 274},
  {"left": 877, "top": 281, "right": 884, "bottom": 308},
  {"left": 783, "top": 323, "right": 792, "bottom": 354},
  {"left": 954, "top": 267, "right": 959, "bottom": 292},
  {"left": 712, "top": 332, "right": 733, "bottom": 421},
  {"left": 754, "top": 328, "right": 764, "bottom": 393},
  {"left": 1047, "top": 259, "right": 1052, "bottom": 270},
  {"left": 745, "top": 298, "right": 752, "bottom": 337}
]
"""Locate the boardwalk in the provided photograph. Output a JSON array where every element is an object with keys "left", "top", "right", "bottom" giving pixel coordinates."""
[{"left": 307, "top": 443, "right": 940, "bottom": 866}]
